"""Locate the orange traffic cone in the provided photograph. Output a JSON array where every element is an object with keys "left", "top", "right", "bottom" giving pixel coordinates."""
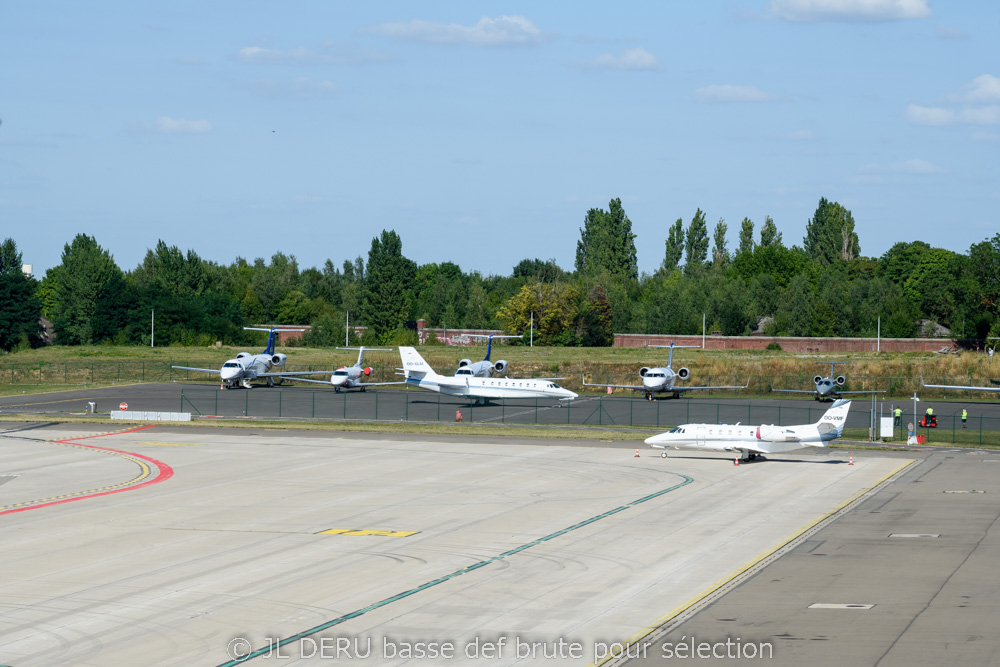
[
  {"left": 848, "top": 456, "right": 854, "bottom": 465},
  {"left": 734, "top": 457, "right": 739, "bottom": 466},
  {"left": 634, "top": 448, "right": 640, "bottom": 458}
]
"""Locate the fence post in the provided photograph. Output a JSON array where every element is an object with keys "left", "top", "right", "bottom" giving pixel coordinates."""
[
  {"left": 244, "top": 390, "right": 249, "bottom": 416},
  {"left": 312, "top": 392, "right": 315, "bottom": 419},
  {"left": 980, "top": 416, "right": 983, "bottom": 446},
  {"left": 599, "top": 396, "right": 603, "bottom": 425},
  {"left": 343, "top": 391, "right": 347, "bottom": 419},
  {"left": 142, "top": 361, "right": 145, "bottom": 382},
  {"left": 717, "top": 402, "right": 720, "bottom": 424},
  {"left": 535, "top": 398, "right": 538, "bottom": 424},
  {"left": 502, "top": 397, "right": 505, "bottom": 424},
  {"left": 279, "top": 389, "right": 282, "bottom": 417},
  {"left": 91, "top": 361, "right": 94, "bottom": 384},
  {"left": 405, "top": 391, "right": 409, "bottom": 421},
  {"left": 215, "top": 391, "right": 218, "bottom": 415},
  {"left": 65, "top": 362, "right": 67, "bottom": 383},
  {"left": 656, "top": 399, "right": 660, "bottom": 427},
  {"left": 180, "top": 388, "right": 184, "bottom": 411},
  {"left": 630, "top": 399, "right": 633, "bottom": 427},
  {"left": 952, "top": 415, "right": 956, "bottom": 443},
  {"left": 375, "top": 391, "right": 379, "bottom": 420}
]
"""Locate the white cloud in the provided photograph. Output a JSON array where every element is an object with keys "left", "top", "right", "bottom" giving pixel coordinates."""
[
  {"left": 907, "top": 103, "right": 1000, "bottom": 126},
  {"left": 152, "top": 117, "right": 212, "bottom": 134},
  {"left": 589, "top": 48, "right": 662, "bottom": 70},
  {"left": 962, "top": 74, "right": 1000, "bottom": 103},
  {"left": 250, "top": 77, "right": 339, "bottom": 99},
  {"left": 787, "top": 129, "right": 814, "bottom": 140},
  {"left": 890, "top": 158, "right": 944, "bottom": 174},
  {"left": 693, "top": 84, "right": 771, "bottom": 103},
  {"left": 238, "top": 46, "right": 314, "bottom": 64},
  {"left": 906, "top": 104, "right": 955, "bottom": 125},
  {"left": 771, "top": 0, "right": 931, "bottom": 22},
  {"left": 971, "top": 131, "right": 1000, "bottom": 142},
  {"left": 936, "top": 25, "right": 969, "bottom": 40},
  {"left": 368, "top": 15, "right": 543, "bottom": 46}
]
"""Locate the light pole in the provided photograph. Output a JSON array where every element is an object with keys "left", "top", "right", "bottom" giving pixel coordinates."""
[{"left": 911, "top": 391, "right": 920, "bottom": 443}]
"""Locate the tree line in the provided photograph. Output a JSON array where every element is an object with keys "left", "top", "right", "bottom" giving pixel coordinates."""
[{"left": 1, "top": 197, "right": 998, "bottom": 352}]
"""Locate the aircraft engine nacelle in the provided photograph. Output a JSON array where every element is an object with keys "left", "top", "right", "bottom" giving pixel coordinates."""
[
  {"left": 271, "top": 353, "right": 287, "bottom": 367},
  {"left": 835, "top": 375, "right": 846, "bottom": 386},
  {"left": 458, "top": 359, "right": 472, "bottom": 368},
  {"left": 363, "top": 366, "right": 372, "bottom": 376},
  {"left": 493, "top": 360, "right": 507, "bottom": 374},
  {"left": 676, "top": 367, "right": 691, "bottom": 380},
  {"left": 756, "top": 425, "right": 796, "bottom": 442},
  {"left": 813, "top": 375, "right": 824, "bottom": 385},
  {"left": 639, "top": 367, "right": 651, "bottom": 377},
  {"left": 236, "top": 352, "right": 251, "bottom": 360}
]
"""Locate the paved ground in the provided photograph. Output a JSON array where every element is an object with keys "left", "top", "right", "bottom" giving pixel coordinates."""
[
  {"left": 1, "top": 383, "right": 996, "bottom": 436},
  {"left": 0, "top": 422, "right": 910, "bottom": 666},
  {"left": 619, "top": 447, "right": 1000, "bottom": 666}
]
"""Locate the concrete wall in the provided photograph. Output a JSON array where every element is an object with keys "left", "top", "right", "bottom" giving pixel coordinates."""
[{"left": 613, "top": 333, "right": 964, "bottom": 353}]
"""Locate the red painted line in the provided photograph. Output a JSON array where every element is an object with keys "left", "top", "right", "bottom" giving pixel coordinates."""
[{"left": 0, "top": 425, "right": 174, "bottom": 517}]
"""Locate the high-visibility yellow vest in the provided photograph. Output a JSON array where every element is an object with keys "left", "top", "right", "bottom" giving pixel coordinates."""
[
  {"left": 962, "top": 410, "right": 968, "bottom": 419},
  {"left": 926, "top": 408, "right": 934, "bottom": 416}
]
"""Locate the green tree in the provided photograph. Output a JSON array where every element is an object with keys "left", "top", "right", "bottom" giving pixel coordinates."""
[
  {"left": 496, "top": 282, "right": 579, "bottom": 345},
  {"left": 579, "top": 284, "right": 614, "bottom": 346},
  {"left": 759, "top": 215, "right": 782, "bottom": 248},
  {"left": 0, "top": 239, "right": 41, "bottom": 351},
  {"left": 684, "top": 208, "right": 709, "bottom": 275},
  {"left": 968, "top": 234, "right": 1000, "bottom": 316},
  {"left": 50, "top": 234, "right": 123, "bottom": 345},
  {"left": 575, "top": 198, "right": 638, "bottom": 282},
  {"left": 362, "top": 230, "right": 417, "bottom": 342},
  {"left": 737, "top": 218, "right": 755, "bottom": 257},
  {"left": 803, "top": 197, "right": 859, "bottom": 264},
  {"left": 661, "top": 218, "right": 685, "bottom": 274},
  {"left": 712, "top": 218, "right": 729, "bottom": 269}
]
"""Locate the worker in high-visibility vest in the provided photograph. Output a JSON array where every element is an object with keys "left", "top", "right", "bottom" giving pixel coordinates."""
[
  {"left": 894, "top": 407, "right": 902, "bottom": 426},
  {"left": 962, "top": 408, "right": 968, "bottom": 428},
  {"left": 926, "top": 406, "right": 934, "bottom": 417}
]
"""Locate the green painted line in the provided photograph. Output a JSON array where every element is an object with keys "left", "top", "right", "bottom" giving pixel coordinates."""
[{"left": 216, "top": 472, "right": 694, "bottom": 666}]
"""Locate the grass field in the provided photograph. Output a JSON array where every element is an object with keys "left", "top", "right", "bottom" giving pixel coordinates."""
[{"left": 3, "top": 342, "right": 999, "bottom": 401}]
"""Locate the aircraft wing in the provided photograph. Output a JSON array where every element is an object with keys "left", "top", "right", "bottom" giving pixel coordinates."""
[
  {"left": 921, "top": 375, "right": 1000, "bottom": 392},
  {"left": 834, "top": 389, "right": 885, "bottom": 394},
  {"left": 672, "top": 378, "right": 750, "bottom": 392},
  {"left": 171, "top": 366, "right": 221, "bottom": 375},
  {"left": 280, "top": 377, "right": 332, "bottom": 385},
  {"left": 256, "top": 370, "right": 334, "bottom": 378},
  {"left": 358, "top": 381, "right": 407, "bottom": 386},
  {"left": 581, "top": 374, "right": 644, "bottom": 390},
  {"left": 770, "top": 388, "right": 817, "bottom": 394}
]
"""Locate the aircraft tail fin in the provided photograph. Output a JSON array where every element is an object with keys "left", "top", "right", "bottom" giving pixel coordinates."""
[
  {"left": 484, "top": 334, "right": 493, "bottom": 361},
  {"left": 815, "top": 398, "right": 851, "bottom": 441},
  {"left": 667, "top": 342, "right": 675, "bottom": 369},
  {"left": 399, "top": 347, "right": 436, "bottom": 379},
  {"left": 264, "top": 328, "right": 277, "bottom": 356}
]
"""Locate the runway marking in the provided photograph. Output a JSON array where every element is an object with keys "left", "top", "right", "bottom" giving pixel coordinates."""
[
  {"left": 591, "top": 458, "right": 919, "bottom": 667},
  {"left": 0, "top": 425, "right": 174, "bottom": 516},
  {"left": 215, "top": 471, "right": 695, "bottom": 667},
  {"left": 317, "top": 528, "right": 419, "bottom": 537},
  {"left": 131, "top": 441, "right": 202, "bottom": 447}
]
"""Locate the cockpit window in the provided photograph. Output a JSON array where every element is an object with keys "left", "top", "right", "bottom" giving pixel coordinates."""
[
  {"left": 223, "top": 362, "right": 240, "bottom": 368},
  {"left": 456, "top": 369, "right": 473, "bottom": 375},
  {"left": 333, "top": 370, "right": 348, "bottom": 376}
]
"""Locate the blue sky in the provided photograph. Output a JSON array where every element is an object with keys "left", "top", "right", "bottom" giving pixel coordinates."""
[{"left": 2, "top": 1, "right": 997, "bottom": 277}]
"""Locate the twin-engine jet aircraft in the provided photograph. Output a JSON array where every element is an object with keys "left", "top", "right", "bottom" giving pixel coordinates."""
[
  {"left": 645, "top": 399, "right": 852, "bottom": 463},
  {"left": 400, "top": 346, "right": 577, "bottom": 405},
  {"left": 455, "top": 334, "right": 522, "bottom": 378},
  {"left": 583, "top": 342, "right": 747, "bottom": 400},
  {"left": 772, "top": 361, "right": 883, "bottom": 401},
  {"left": 285, "top": 347, "right": 404, "bottom": 392},
  {"left": 172, "top": 327, "right": 330, "bottom": 390}
]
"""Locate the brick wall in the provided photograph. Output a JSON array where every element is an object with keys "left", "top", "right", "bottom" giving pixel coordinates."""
[{"left": 613, "top": 333, "right": 965, "bottom": 353}]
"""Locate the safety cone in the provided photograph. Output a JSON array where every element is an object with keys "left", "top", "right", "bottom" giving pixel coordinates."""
[
  {"left": 634, "top": 448, "right": 640, "bottom": 458},
  {"left": 734, "top": 457, "right": 739, "bottom": 466},
  {"left": 848, "top": 456, "right": 854, "bottom": 465}
]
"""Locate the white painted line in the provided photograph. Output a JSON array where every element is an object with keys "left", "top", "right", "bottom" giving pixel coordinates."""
[
  {"left": 889, "top": 533, "right": 939, "bottom": 538},
  {"left": 808, "top": 603, "right": 875, "bottom": 610},
  {"left": 944, "top": 490, "right": 986, "bottom": 494}
]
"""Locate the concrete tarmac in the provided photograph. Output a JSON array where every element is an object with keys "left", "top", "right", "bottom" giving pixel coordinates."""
[
  {"left": 0, "top": 423, "right": 909, "bottom": 666},
  {"left": 620, "top": 448, "right": 1000, "bottom": 666}
]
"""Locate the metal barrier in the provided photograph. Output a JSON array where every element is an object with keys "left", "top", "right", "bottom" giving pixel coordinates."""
[{"left": 175, "top": 387, "right": 1000, "bottom": 445}]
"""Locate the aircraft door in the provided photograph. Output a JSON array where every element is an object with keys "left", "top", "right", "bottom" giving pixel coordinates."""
[{"left": 696, "top": 426, "right": 706, "bottom": 446}]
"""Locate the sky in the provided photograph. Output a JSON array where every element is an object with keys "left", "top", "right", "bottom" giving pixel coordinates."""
[{"left": 2, "top": 1, "right": 998, "bottom": 278}]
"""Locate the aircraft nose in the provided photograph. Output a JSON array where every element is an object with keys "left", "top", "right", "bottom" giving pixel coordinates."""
[
  {"left": 331, "top": 376, "right": 345, "bottom": 386},
  {"left": 221, "top": 368, "right": 239, "bottom": 381}
]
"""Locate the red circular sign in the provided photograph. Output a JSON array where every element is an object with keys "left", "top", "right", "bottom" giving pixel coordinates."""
[{"left": 119, "top": 402, "right": 128, "bottom": 411}]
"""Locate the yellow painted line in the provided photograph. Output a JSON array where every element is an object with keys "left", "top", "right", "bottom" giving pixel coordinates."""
[
  {"left": 317, "top": 529, "right": 419, "bottom": 537},
  {"left": 590, "top": 458, "right": 919, "bottom": 667},
  {"left": 131, "top": 441, "right": 202, "bottom": 447}
]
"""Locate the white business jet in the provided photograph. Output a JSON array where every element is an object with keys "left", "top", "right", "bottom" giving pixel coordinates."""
[
  {"left": 920, "top": 374, "right": 1000, "bottom": 395},
  {"left": 583, "top": 342, "right": 747, "bottom": 399},
  {"left": 172, "top": 327, "right": 330, "bottom": 390},
  {"left": 285, "top": 347, "right": 404, "bottom": 392},
  {"left": 772, "top": 361, "right": 883, "bottom": 401},
  {"left": 645, "top": 398, "right": 852, "bottom": 462},
  {"left": 399, "top": 346, "right": 577, "bottom": 405}
]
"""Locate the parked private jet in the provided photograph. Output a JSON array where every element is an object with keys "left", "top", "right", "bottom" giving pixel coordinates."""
[
  {"left": 172, "top": 327, "right": 330, "bottom": 389},
  {"left": 455, "top": 334, "right": 522, "bottom": 378},
  {"left": 583, "top": 342, "right": 747, "bottom": 399},
  {"left": 772, "top": 361, "right": 883, "bottom": 401},
  {"left": 400, "top": 346, "right": 577, "bottom": 405},
  {"left": 285, "top": 347, "right": 404, "bottom": 392},
  {"left": 645, "top": 399, "right": 852, "bottom": 462}
]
